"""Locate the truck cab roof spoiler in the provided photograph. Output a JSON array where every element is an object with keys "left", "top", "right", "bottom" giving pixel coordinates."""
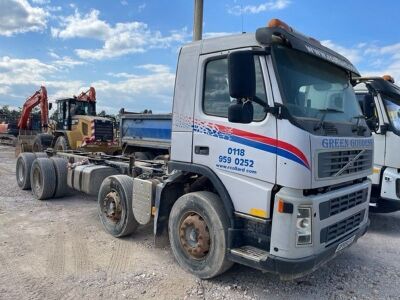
[
  {"left": 354, "top": 76, "right": 400, "bottom": 101},
  {"left": 256, "top": 26, "right": 360, "bottom": 76}
]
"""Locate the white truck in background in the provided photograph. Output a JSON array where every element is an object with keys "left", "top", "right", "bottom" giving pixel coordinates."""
[
  {"left": 355, "top": 75, "right": 400, "bottom": 212},
  {"left": 16, "top": 19, "right": 373, "bottom": 279}
]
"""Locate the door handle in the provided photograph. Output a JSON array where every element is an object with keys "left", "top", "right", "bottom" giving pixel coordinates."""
[{"left": 194, "top": 146, "right": 209, "bottom": 155}]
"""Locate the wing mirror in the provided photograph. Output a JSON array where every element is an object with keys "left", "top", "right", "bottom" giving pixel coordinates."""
[{"left": 227, "top": 51, "right": 256, "bottom": 124}]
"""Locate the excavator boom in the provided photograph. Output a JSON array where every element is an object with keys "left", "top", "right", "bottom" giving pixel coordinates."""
[
  {"left": 75, "top": 87, "right": 96, "bottom": 102},
  {"left": 17, "top": 86, "right": 48, "bottom": 130}
]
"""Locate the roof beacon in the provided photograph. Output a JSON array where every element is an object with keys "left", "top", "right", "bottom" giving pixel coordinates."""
[
  {"left": 382, "top": 75, "right": 395, "bottom": 83},
  {"left": 267, "top": 18, "right": 321, "bottom": 44}
]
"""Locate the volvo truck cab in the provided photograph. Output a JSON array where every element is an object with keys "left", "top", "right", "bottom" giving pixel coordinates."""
[
  {"left": 18, "top": 19, "right": 373, "bottom": 279},
  {"left": 355, "top": 75, "right": 400, "bottom": 212}
]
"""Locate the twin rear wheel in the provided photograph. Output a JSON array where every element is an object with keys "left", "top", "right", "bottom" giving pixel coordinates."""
[{"left": 16, "top": 153, "right": 69, "bottom": 200}]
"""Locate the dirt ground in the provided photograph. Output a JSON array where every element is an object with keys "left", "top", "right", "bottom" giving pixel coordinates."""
[{"left": 0, "top": 145, "right": 400, "bottom": 300}]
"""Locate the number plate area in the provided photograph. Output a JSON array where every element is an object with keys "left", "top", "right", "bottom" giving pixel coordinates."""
[{"left": 335, "top": 235, "right": 356, "bottom": 253}]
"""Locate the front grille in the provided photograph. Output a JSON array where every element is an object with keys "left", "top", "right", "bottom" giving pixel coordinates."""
[
  {"left": 94, "top": 120, "right": 113, "bottom": 141},
  {"left": 319, "top": 189, "right": 368, "bottom": 220},
  {"left": 318, "top": 149, "right": 373, "bottom": 179},
  {"left": 320, "top": 210, "right": 365, "bottom": 244}
]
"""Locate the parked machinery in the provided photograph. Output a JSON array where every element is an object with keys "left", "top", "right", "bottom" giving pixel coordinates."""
[{"left": 16, "top": 86, "right": 120, "bottom": 155}]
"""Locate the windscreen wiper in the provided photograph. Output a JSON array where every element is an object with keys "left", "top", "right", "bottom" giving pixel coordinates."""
[
  {"left": 352, "top": 115, "right": 367, "bottom": 133},
  {"left": 313, "top": 108, "right": 343, "bottom": 131}
]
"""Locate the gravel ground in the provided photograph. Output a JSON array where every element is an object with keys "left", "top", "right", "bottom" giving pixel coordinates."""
[{"left": 0, "top": 144, "right": 399, "bottom": 299}]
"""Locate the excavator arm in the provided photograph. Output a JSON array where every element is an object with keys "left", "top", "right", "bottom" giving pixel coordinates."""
[
  {"left": 75, "top": 87, "right": 96, "bottom": 102},
  {"left": 17, "top": 86, "right": 49, "bottom": 130}
]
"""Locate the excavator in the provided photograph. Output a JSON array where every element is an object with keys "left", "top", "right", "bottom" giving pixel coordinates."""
[{"left": 16, "top": 86, "right": 120, "bottom": 155}]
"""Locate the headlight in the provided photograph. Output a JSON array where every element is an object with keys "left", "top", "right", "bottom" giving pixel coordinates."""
[{"left": 296, "top": 206, "right": 312, "bottom": 246}]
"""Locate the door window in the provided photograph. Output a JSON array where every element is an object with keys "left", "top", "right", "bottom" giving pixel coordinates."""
[{"left": 203, "top": 56, "right": 267, "bottom": 121}]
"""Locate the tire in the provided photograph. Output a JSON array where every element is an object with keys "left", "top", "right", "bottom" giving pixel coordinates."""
[
  {"left": 168, "top": 191, "right": 233, "bottom": 279},
  {"left": 32, "top": 134, "right": 53, "bottom": 152},
  {"left": 54, "top": 136, "right": 70, "bottom": 151},
  {"left": 51, "top": 157, "right": 69, "bottom": 198},
  {"left": 98, "top": 175, "right": 138, "bottom": 237},
  {"left": 16, "top": 153, "right": 36, "bottom": 190},
  {"left": 30, "top": 158, "right": 56, "bottom": 200}
]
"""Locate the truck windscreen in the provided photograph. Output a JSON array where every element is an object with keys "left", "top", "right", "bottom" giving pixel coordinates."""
[{"left": 273, "top": 45, "right": 363, "bottom": 133}]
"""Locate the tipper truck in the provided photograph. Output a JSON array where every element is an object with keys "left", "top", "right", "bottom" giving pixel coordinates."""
[
  {"left": 16, "top": 19, "right": 373, "bottom": 279},
  {"left": 355, "top": 75, "right": 400, "bottom": 212}
]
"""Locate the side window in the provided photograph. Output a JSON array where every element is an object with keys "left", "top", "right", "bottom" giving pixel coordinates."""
[{"left": 203, "top": 56, "right": 267, "bottom": 121}]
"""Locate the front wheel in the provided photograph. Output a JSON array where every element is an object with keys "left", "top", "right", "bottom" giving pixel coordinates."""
[{"left": 168, "top": 191, "right": 233, "bottom": 279}]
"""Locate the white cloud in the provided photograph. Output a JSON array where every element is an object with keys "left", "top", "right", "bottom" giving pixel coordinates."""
[
  {"left": 136, "top": 64, "right": 171, "bottom": 73},
  {"left": 121, "top": 0, "right": 128, "bottom": 6},
  {"left": 52, "top": 56, "right": 86, "bottom": 68},
  {"left": 51, "top": 9, "right": 109, "bottom": 40},
  {"left": 0, "top": 55, "right": 174, "bottom": 112},
  {"left": 51, "top": 9, "right": 189, "bottom": 60},
  {"left": 0, "top": 55, "right": 85, "bottom": 105},
  {"left": 45, "top": 5, "right": 62, "bottom": 12},
  {"left": 0, "top": 86, "right": 11, "bottom": 96},
  {"left": 0, "top": 0, "right": 47, "bottom": 36},
  {"left": 31, "top": 0, "right": 50, "bottom": 4},
  {"left": 320, "top": 40, "right": 400, "bottom": 83},
  {"left": 359, "top": 43, "right": 400, "bottom": 82},
  {"left": 228, "top": 0, "right": 290, "bottom": 15},
  {"left": 0, "top": 56, "right": 57, "bottom": 86}
]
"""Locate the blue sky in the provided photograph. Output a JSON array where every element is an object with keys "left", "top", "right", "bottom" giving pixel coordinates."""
[{"left": 0, "top": 0, "right": 399, "bottom": 113}]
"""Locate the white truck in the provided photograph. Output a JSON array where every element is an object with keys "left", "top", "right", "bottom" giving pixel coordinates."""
[
  {"left": 355, "top": 75, "right": 400, "bottom": 212},
  {"left": 16, "top": 19, "right": 373, "bottom": 279}
]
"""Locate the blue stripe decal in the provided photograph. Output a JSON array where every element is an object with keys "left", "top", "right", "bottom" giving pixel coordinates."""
[{"left": 194, "top": 128, "right": 309, "bottom": 169}]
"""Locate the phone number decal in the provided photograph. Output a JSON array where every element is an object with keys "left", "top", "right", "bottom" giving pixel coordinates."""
[{"left": 216, "top": 147, "right": 257, "bottom": 174}]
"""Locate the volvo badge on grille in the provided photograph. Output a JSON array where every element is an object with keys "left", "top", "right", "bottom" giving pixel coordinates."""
[{"left": 333, "top": 149, "right": 366, "bottom": 177}]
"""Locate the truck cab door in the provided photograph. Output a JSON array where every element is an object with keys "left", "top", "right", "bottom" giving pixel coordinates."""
[{"left": 192, "top": 52, "right": 277, "bottom": 219}]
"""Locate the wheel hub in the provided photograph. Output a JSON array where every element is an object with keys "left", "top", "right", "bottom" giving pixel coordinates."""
[
  {"left": 179, "top": 213, "right": 210, "bottom": 259},
  {"left": 103, "top": 191, "right": 122, "bottom": 223}
]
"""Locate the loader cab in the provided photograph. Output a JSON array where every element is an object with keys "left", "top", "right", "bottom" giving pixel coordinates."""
[{"left": 54, "top": 98, "right": 96, "bottom": 130}]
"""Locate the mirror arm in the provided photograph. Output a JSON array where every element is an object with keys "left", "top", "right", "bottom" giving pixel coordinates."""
[{"left": 252, "top": 95, "right": 283, "bottom": 118}]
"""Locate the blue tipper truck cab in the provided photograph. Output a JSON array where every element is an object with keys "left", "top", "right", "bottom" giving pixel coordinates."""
[{"left": 16, "top": 19, "right": 373, "bottom": 280}]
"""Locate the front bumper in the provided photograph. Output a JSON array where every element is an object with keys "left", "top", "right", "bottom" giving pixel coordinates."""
[
  {"left": 262, "top": 220, "right": 369, "bottom": 279},
  {"left": 228, "top": 220, "right": 369, "bottom": 280}
]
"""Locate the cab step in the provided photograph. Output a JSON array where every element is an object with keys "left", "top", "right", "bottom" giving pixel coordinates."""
[{"left": 230, "top": 245, "right": 269, "bottom": 262}]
